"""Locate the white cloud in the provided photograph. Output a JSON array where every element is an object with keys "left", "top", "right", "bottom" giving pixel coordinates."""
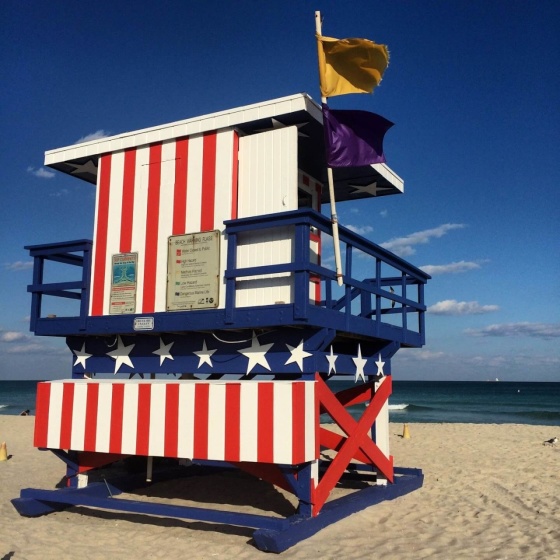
[
  {"left": 346, "top": 224, "right": 373, "bottom": 236},
  {"left": 5, "top": 343, "right": 50, "bottom": 354},
  {"left": 414, "top": 350, "right": 446, "bottom": 360},
  {"left": 1, "top": 331, "right": 28, "bottom": 342},
  {"left": 49, "top": 189, "right": 70, "bottom": 197},
  {"left": 420, "top": 260, "right": 483, "bottom": 276},
  {"left": 27, "top": 166, "right": 55, "bottom": 179},
  {"left": 465, "top": 322, "right": 560, "bottom": 339},
  {"left": 428, "top": 299, "right": 499, "bottom": 315},
  {"left": 4, "top": 261, "right": 33, "bottom": 271},
  {"left": 379, "top": 209, "right": 388, "bottom": 218},
  {"left": 381, "top": 223, "right": 465, "bottom": 257},
  {"left": 74, "top": 129, "right": 110, "bottom": 144}
]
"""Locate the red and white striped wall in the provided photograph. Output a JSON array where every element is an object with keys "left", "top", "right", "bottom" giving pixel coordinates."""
[
  {"left": 34, "top": 379, "right": 317, "bottom": 466},
  {"left": 90, "top": 130, "right": 239, "bottom": 316}
]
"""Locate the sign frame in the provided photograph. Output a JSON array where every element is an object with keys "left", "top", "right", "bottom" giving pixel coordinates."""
[{"left": 167, "top": 230, "right": 221, "bottom": 311}]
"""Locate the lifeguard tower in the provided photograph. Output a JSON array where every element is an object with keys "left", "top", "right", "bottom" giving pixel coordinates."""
[{"left": 13, "top": 93, "right": 429, "bottom": 552}]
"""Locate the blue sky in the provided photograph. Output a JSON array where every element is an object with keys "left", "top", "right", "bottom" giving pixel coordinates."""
[{"left": 1, "top": 1, "right": 558, "bottom": 381}]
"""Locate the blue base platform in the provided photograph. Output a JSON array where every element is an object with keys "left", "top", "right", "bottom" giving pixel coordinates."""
[{"left": 12, "top": 464, "right": 423, "bottom": 553}]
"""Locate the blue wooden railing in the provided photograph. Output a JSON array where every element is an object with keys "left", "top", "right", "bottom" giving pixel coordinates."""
[{"left": 25, "top": 210, "right": 429, "bottom": 346}]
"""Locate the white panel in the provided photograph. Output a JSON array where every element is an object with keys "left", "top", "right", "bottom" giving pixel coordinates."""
[
  {"left": 121, "top": 383, "right": 139, "bottom": 455},
  {"left": 236, "top": 127, "right": 298, "bottom": 307},
  {"left": 214, "top": 130, "right": 234, "bottom": 229},
  {"left": 185, "top": 135, "right": 204, "bottom": 233},
  {"left": 304, "top": 381, "right": 316, "bottom": 461},
  {"left": 207, "top": 383, "right": 226, "bottom": 460},
  {"left": 177, "top": 383, "right": 195, "bottom": 458},
  {"left": 374, "top": 377, "right": 390, "bottom": 470},
  {"left": 148, "top": 383, "right": 167, "bottom": 456},
  {"left": 272, "top": 382, "right": 292, "bottom": 464},
  {"left": 130, "top": 145, "right": 150, "bottom": 313},
  {"left": 70, "top": 383, "right": 88, "bottom": 451},
  {"left": 95, "top": 383, "right": 113, "bottom": 453},
  {"left": 153, "top": 141, "right": 178, "bottom": 313},
  {"left": 103, "top": 151, "right": 125, "bottom": 314},
  {"left": 239, "top": 382, "right": 258, "bottom": 462},
  {"left": 46, "top": 382, "right": 63, "bottom": 449},
  {"left": 214, "top": 130, "right": 235, "bottom": 309}
]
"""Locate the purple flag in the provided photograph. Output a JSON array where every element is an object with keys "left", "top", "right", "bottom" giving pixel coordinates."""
[{"left": 322, "top": 103, "right": 394, "bottom": 168}]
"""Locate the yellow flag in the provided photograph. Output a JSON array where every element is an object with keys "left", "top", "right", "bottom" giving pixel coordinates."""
[{"left": 317, "top": 34, "right": 389, "bottom": 97}]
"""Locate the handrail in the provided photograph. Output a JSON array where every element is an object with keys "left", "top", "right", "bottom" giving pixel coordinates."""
[
  {"left": 25, "top": 240, "right": 92, "bottom": 332},
  {"left": 224, "top": 208, "right": 430, "bottom": 339}
]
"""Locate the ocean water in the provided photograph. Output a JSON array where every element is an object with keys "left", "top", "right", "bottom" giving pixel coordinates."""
[
  {"left": 1, "top": 380, "right": 559, "bottom": 426},
  {"left": 329, "top": 380, "right": 560, "bottom": 426}
]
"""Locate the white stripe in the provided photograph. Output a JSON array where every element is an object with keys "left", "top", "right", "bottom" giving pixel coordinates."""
[
  {"left": 153, "top": 141, "right": 177, "bottom": 312},
  {"left": 95, "top": 383, "right": 113, "bottom": 453},
  {"left": 185, "top": 134, "right": 203, "bottom": 233},
  {"left": 272, "top": 382, "right": 292, "bottom": 464},
  {"left": 304, "top": 381, "right": 316, "bottom": 461},
  {"left": 148, "top": 383, "right": 167, "bottom": 456},
  {"left": 104, "top": 150, "right": 125, "bottom": 314},
  {"left": 121, "top": 383, "right": 139, "bottom": 455},
  {"left": 239, "top": 382, "right": 258, "bottom": 462},
  {"left": 177, "top": 383, "right": 195, "bottom": 458},
  {"left": 215, "top": 131, "right": 234, "bottom": 309},
  {"left": 207, "top": 383, "right": 226, "bottom": 460},
  {"left": 70, "top": 383, "right": 88, "bottom": 451},
  {"left": 46, "top": 382, "right": 64, "bottom": 449},
  {"left": 214, "top": 130, "right": 234, "bottom": 230},
  {"left": 130, "top": 145, "right": 150, "bottom": 312}
]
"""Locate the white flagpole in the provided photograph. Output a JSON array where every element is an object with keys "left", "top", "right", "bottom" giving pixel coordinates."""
[{"left": 315, "top": 10, "right": 344, "bottom": 287}]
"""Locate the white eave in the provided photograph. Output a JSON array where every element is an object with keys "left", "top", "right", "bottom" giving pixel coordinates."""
[{"left": 44, "top": 92, "right": 403, "bottom": 201}]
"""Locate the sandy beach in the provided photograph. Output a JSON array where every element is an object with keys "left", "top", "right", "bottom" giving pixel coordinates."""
[{"left": 1, "top": 417, "right": 558, "bottom": 559}]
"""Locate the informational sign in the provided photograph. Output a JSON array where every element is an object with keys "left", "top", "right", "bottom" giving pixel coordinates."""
[
  {"left": 133, "top": 317, "right": 154, "bottom": 331},
  {"left": 167, "top": 230, "right": 220, "bottom": 311},
  {"left": 110, "top": 253, "right": 138, "bottom": 314}
]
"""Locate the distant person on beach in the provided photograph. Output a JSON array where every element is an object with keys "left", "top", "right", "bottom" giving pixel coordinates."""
[{"left": 20, "top": 409, "right": 30, "bottom": 416}]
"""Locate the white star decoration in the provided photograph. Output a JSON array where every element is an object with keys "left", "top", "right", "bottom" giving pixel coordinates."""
[
  {"left": 153, "top": 338, "right": 174, "bottom": 365},
  {"left": 194, "top": 339, "right": 217, "bottom": 368},
  {"left": 67, "top": 160, "right": 98, "bottom": 177},
  {"left": 326, "top": 345, "right": 338, "bottom": 376},
  {"left": 237, "top": 331, "right": 274, "bottom": 375},
  {"left": 284, "top": 340, "right": 312, "bottom": 371},
  {"left": 107, "top": 335, "right": 135, "bottom": 374},
  {"left": 350, "top": 181, "right": 392, "bottom": 197},
  {"left": 375, "top": 353, "right": 386, "bottom": 377},
  {"left": 353, "top": 344, "right": 367, "bottom": 383},
  {"left": 73, "top": 343, "right": 91, "bottom": 369}
]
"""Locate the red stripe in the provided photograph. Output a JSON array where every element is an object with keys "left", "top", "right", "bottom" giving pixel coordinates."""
[
  {"left": 120, "top": 149, "right": 136, "bottom": 253},
  {"left": 230, "top": 131, "right": 239, "bottom": 220},
  {"left": 34, "top": 382, "right": 51, "bottom": 447},
  {"left": 164, "top": 383, "right": 179, "bottom": 457},
  {"left": 109, "top": 384, "right": 125, "bottom": 454},
  {"left": 200, "top": 132, "right": 217, "bottom": 231},
  {"left": 257, "top": 383, "right": 274, "bottom": 463},
  {"left": 136, "top": 384, "right": 151, "bottom": 456},
  {"left": 91, "top": 154, "right": 112, "bottom": 315},
  {"left": 84, "top": 383, "right": 99, "bottom": 451},
  {"left": 291, "top": 382, "right": 306, "bottom": 464},
  {"left": 193, "top": 384, "right": 209, "bottom": 459},
  {"left": 224, "top": 383, "right": 241, "bottom": 462},
  {"left": 142, "top": 144, "right": 162, "bottom": 312},
  {"left": 58, "top": 383, "right": 75, "bottom": 449},
  {"left": 173, "top": 138, "right": 189, "bottom": 235}
]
